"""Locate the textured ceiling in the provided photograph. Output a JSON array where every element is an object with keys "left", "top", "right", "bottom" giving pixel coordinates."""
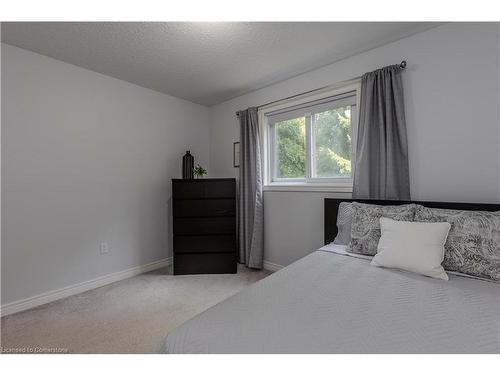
[{"left": 1, "top": 22, "right": 440, "bottom": 106}]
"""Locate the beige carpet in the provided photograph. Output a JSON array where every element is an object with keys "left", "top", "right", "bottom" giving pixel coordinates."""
[{"left": 1, "top": 265, "right": 270, "bottom": 353}]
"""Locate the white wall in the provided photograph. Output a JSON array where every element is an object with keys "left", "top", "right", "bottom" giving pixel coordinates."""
[
  {"left": 1, "top": 44, "right": 210, "bottom": 305},
  {"left": 209, "top": 23, "right": 500, "bottom": 267}
]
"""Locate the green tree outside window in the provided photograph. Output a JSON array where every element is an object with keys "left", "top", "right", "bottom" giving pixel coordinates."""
[{"left": 275, "top": 106, "right": 352, "bottom": 179}]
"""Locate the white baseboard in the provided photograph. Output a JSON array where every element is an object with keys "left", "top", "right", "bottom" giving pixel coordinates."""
[
  {"left": 1, "top": 257, "right": 172, "bottom": 317},
  {"left": 263, "top": 260, "right": 284, "bottom": 272}
]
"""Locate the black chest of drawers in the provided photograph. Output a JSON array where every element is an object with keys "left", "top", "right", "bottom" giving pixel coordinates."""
[{"left": 172, "top": 178, "right": 237, "bottom": 275}]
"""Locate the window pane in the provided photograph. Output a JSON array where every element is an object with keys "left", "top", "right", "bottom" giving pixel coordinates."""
[
  {"left": 275, "top": 117, "right": 306, "bottom": 179},
  {"left": 313, "top": 107, "right": 352, "bottom": 178}
]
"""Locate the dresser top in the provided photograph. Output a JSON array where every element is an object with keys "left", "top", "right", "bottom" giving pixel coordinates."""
[{"left": 172, "top": 178, "right": 236, "bottom": 182}]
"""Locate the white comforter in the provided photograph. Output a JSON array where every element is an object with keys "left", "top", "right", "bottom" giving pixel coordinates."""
[{"left": 162, "top": 245, "right": 500, "bottom": 353}]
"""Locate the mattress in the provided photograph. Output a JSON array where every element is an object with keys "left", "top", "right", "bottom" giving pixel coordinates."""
[{"left": 161, "top": 245, "right": 500, "bottom": 353}]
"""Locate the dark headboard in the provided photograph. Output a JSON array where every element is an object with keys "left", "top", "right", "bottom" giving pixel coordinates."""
[{"left": 324, "top": 198, "right": 500, "bottom": 245}]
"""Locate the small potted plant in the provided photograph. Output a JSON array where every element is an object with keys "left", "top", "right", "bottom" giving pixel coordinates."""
[{"left": 193, "top": 164, "right": 207, "bottom": 178}]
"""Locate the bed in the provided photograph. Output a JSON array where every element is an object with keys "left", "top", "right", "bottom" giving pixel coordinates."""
[{"left": 161, "top": 199, "right": 500, "bottom": 354}]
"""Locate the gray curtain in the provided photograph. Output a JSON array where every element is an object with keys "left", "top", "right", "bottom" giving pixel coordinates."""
[
  {"left": 352, "top": 64, "right": 410, "bottom": 200},
  {"left": 238, "top": 107, "right": 264, "bottom": 269}
]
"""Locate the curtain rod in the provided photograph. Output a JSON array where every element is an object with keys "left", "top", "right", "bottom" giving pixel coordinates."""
[{"left": 236, "top": 60, "right": 407, "bottom": 117}]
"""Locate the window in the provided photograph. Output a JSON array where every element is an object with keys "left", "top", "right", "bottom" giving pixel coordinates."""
[{"left": 261, "top": 84, "right": 359, "bottom": 191}]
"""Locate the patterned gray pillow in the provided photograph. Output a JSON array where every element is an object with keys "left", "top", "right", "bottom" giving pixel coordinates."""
[
  {"left": 414, "top": 205, "right": 500, "bottom": 281},
  {"left": 349, "top": 202, "right": 417, "bottom": 255},
  {"left": 333, "top": 202, "right": 353, "bottom": 246}
]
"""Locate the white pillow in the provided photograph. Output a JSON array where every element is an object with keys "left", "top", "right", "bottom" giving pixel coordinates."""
[{"left": 371, "top": 217, "right": 451, "bottom": 280}]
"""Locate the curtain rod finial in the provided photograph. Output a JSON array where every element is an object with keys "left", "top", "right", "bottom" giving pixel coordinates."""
[{"left": 400, "top": 60, "right": 407, "bottom": 69}]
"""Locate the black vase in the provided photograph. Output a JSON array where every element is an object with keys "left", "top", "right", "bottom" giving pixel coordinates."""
[{"left": 182, "top": 151, "right": 194, "bottom": 179}]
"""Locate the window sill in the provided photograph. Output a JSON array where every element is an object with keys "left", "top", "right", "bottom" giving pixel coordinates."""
[{"left": 263, "top": 183, "right": 353, "bottom": 193}]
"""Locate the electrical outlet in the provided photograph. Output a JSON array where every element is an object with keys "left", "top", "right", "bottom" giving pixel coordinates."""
[{"left": 99, "top": 241, "right": 110, "bottom": 254}]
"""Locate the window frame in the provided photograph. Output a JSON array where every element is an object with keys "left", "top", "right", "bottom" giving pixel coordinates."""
[{"left": 259, "top": 81, "right": 361, "bottom": 192}]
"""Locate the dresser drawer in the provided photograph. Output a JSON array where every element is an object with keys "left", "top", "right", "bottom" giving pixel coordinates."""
[
  {"left": 174, "top": 252, "right": 237, "bottom": 274},
  {"left": 173, "top": 199, "right": 235, "bottom": 218},
  {"left": 204, "top": 180, "right": 236, "bottom": 198},
  {"left": 174, "top": 235, "right": 236, "bottom": 254},
  {"left": 173, "top": 217, "right": 235, "bottom": 235},
  {"left": 172, "top": 180, "right": 236, "bottom": 199}
]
